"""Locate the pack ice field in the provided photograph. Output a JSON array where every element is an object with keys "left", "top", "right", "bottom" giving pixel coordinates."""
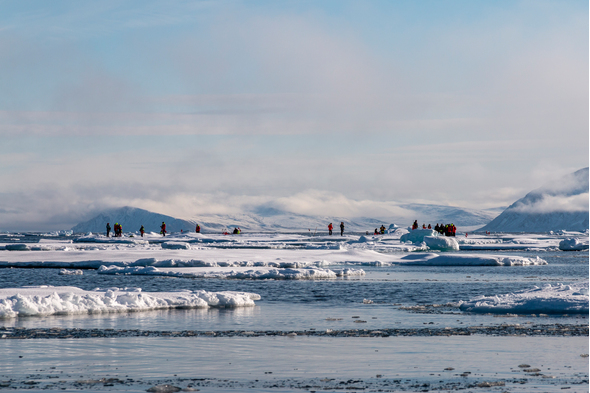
[{"left": 0, "top": 229, "right": 587, "bottom": 393}]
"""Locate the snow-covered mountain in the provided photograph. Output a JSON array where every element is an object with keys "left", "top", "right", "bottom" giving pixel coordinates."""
[
  {"left": 71, "top": 207, "right": 199, "bottom": 234},
  {"left": 479, "top": 168, "right": 589, "bottom": 232},
  {"left": 71, "top": 203, "right": 499, "bottom": 234}
]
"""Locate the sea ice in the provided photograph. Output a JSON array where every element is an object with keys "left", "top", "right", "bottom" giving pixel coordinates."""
[
  {"left": 97, "top": 265, "right": 366, "bottom": 279},
  {"left": 0, "top": 286, "right": 260, "bottom": 318},
  {"left": 559, "top": 237, "right": 589, "bottom": 251},
  {"left": 459, "top": 282, "right": 589, "bottom": 314},
  {"left": 423, "top": 236, "right": 460, "bottom": 251},
  {"left": 0, "top": 245, "right": 547, "bottom": 269}
]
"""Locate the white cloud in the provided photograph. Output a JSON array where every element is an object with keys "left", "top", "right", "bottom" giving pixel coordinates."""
[{"left": 512, "top": 193, "right": 589, "bottom": 214}]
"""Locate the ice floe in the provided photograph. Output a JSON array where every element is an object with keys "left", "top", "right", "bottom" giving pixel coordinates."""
[
  {"left": 0, "top": 246, "right": 546, "bottom": 270},
  {"left": 459, "top": 282, "right": 589, "bottom": 314},
  {"left": 558, "top": 237, "right": 589, "bottom": 251},
  {"left": 397, "top": 253, "right": 546, "bottom": 266},
  {"left": 0, "top": 286, "right": 260, "bottom": 318},
  {"left": 97, "top": 265, "right": 365, "bottom": 279}
]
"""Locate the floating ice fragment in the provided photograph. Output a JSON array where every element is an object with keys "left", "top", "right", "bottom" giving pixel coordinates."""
[
  {"left": 59, "top": 269, "right": 83, "bottom": 275},
  {"left": 146, "top": 385, "right": 181, "bottom": 393}
]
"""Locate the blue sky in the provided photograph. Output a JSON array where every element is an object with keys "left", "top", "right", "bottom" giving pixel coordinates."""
[{"left": 0, "top": 0, "right": 588, "bottom": 230}]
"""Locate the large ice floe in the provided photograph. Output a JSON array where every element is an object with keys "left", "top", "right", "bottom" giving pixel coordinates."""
[
  {"left": 459, "top": 282, "right": 589, "bottom": 315},
  {"left": 0, "top": 286, "right": 260, "bottom": 318},
  {"left": 0, "top": 245, "right": 546, "bottom": 272},
  {"left": 396, "top": 253, "right": 546, "bottom": 266},
  {"left": 97, "top": 265, "right": 365, "bottom": 279}
]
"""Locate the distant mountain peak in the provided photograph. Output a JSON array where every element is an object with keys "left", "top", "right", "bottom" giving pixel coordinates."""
[{"left": 480, "top": 168, "right": 589, "bottom": 232}]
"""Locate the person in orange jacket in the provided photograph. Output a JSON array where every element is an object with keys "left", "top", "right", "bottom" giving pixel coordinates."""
[{"left": 328, "top": 223, "right": 333, "bottom": 235}]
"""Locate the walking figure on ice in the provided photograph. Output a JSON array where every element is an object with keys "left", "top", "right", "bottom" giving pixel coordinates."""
[
  {"left": 160, "top": 222, "right": 166, "bottom": 237},
  {"left": 340, "top": 222, "right": 345, "bottom": 236},
  {"left": 106, "top": 223, "right": 111, "bottom": 237},
  {"left": 328, "top": 223, "right": 333, "bottom": 235}
]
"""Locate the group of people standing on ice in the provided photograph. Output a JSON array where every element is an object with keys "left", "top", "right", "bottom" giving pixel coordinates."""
[
  {"left": 105, "top": 221, "right": 204, "bottom": 237},
  {"left": 105, "top": 223, "right": 124, "bottom": 237},
  {"left": 411, "top": 220, "right": 456, "bottom": 236},
  {"left": 436, "top": 223, "right": 457, "bottom": 236}
]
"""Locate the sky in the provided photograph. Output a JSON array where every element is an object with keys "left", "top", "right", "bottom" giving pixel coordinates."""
[{"left": 0, "top": 0, "right": 588, "bottom": 231}]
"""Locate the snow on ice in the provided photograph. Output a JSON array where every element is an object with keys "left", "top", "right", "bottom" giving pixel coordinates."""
[
  {"left": 97, "top": 265, "right": 365, "bottom": 279},
  {"left": 558, "top": 237, "right": 589, "bottom": 251},
  {"left": 0, "top": 286, "right": 261, "bottom": 318},
  {"left": 459, "top": 282, "right": 589, "bottom": 315},
  {"left": 0, "top": 243, "right": 546, "bottom": 270}
]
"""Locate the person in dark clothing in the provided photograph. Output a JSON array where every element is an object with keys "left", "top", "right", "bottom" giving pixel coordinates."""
[
  {"left": 106, "top": 223, "right": 111, "bottom": 237},
  {"left": 139, "top": 225, "right": 145, "bottom": 237},
  {"left": 340, "top": 222, "right": 345, "bottom": 236},
  {"left": 412, "top": 220, "right": 418, "bottom": 230},
  {"left": 160, "top": 222, "right": 166, "bottom": 237}
]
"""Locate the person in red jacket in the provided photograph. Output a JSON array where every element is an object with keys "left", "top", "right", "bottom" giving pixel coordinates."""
[
  {"left": 328, "top": 223, "right": 333, "bottom": 235},
  {"left": 160, "top": 222, "right": 166, "bottom": 237},
  {"left": 196, "top": 224, "right": 201, "bottom": 233}
]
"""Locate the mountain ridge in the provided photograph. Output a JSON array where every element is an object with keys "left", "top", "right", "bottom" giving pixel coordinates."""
[
  {"left": 479, "top": 167, "right": 589, "bottom": 232},
  {"left": 71, "top": 203, "right": 499, "bottom": 234}
]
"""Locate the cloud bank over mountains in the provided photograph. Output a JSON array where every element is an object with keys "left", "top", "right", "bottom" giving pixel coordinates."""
[{"left": 480, "top": 168, "right": 588, "bottom": 232}]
